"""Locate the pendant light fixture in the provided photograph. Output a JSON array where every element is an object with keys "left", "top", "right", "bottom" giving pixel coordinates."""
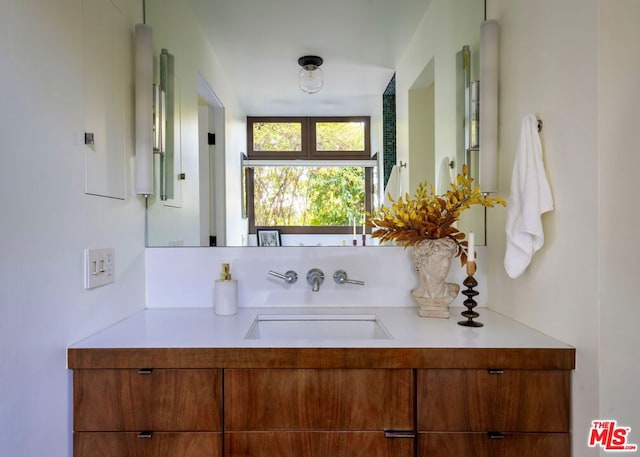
[{"left": 297, "top": 55, "right": 324, "bottom": 94}]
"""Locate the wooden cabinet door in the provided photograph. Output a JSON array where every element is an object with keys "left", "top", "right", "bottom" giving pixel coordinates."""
[
  {"left": 74, "top": 369, "right": 222, "bottom": 431},
  {"left": 418, "top": 432, "right": 570, "bottom": 457},
  {"left": 226, "top": 431, "right": 414, "bottom": 457},
  {"left": 225, "top": 369, "right": 414, "bottom": 431},
  {"left": 417, "top": 369, "right": 570, "bottom": 432},
  {"left": 74, "top": 432, "right": 222, "bottom": 457}
]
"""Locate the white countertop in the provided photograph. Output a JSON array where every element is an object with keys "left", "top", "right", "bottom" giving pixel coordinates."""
[{"left": 69, "top": 307, "right": 572, "bottom": 350}]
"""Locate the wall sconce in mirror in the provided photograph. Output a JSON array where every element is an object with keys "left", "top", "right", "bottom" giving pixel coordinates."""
[
  {"left": 297, "top": 55, "right": 324, "bottom": 94},
  {"left": 153, "top": 84, "right": 164, "bottom": 153},
  {"left": 479, "top": 19, "right": 499, "bottom": 193},
  {"left": 465, "top": 81, "right": 480, "bottom": 152},
  {"left": 134, "top": 23, "right": 153, "bottom": 196},
  {"left": 159, "top": 48, "right": 175, "bottom": 201},
  {"left": 152, "top": 50, "right": 175, "bottom": 201},
  {"left": 134, "top": 23, "right": 176, "bottom": 201},
  {"left": 459, "top": 44, "right": 480, "bottom": 186}
]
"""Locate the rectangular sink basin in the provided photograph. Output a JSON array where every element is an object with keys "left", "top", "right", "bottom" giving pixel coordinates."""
[{"left": 244, "top": 314, "right": 392, "bottom": 340}]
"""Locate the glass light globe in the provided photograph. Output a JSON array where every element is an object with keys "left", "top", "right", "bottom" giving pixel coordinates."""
[{"left": 298, "top": 65, "right": 324, "bottom": 94}]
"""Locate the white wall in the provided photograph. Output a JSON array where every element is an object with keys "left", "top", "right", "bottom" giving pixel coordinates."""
[
  {"left": 0, "top": 1, "right": 146, "bottom": 456},
  {"left": 598, "top": 0, "right": 640, "bottom": 442},
  {"left": 408, "top": 84, "right": 435, "bottom": 192}
]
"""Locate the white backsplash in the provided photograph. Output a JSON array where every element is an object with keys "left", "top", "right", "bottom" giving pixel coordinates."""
[{"left": 145, "top": 246, "right": 488, "bottom": 309}]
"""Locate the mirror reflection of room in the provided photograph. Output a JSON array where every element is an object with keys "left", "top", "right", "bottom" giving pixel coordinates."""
[{"left": 144, "top": 0, "right": 486, "bottom": 247}]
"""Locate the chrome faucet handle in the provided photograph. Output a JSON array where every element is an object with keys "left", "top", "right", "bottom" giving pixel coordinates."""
[
  {"left": 333, "top": 270, "right": 365, "bottom": 286},
  {"left": 268, "top": 270, "right": 298, "bottom": 284},
  {"left": 306, "top": 268, "right": 325, "bottom": 292}
]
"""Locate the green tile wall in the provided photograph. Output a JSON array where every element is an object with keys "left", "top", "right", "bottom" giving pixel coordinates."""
[{"left": 383, "top": 74, "right": 396, "bottom": 187}]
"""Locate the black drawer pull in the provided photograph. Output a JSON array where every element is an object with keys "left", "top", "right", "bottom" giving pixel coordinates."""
[
  {"left": 488, "top": 369, "right": 504, "bottom": 374},
  {"left": 488, "top": 431, "right": 505, "bottom": 439},
  {"left": 384, "top": 430, "right": 416, "bottom": 439},
  {"left": 137, "top": 368, "right": 153, "bottom": 375},
  {"left": 137, "top": 431, "right": 153, "bottom": 439}
]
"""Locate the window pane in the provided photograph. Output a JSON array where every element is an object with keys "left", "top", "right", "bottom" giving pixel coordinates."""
[
  {"left": 253, "top": 122, "right": 302, "bottom": 151},
  {"left": 316, "top": 122, "right": 365, "bottom": 151},
  {"left": 253, "top": 167, "right": 365, "bottom": 226}
]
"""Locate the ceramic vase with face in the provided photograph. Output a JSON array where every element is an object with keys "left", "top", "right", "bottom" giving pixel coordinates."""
[{"left": 410, "top": 238, "right": 460, "bottom": 318}]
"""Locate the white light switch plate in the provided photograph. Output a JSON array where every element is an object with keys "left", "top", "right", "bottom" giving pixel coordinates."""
[{"left": 84, "top": 248, "right": 115, "bottom": 289}]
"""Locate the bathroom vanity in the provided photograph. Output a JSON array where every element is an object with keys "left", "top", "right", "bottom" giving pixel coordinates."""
[{"left": 68, "top": 307, "right": 575, "bottom": 457}]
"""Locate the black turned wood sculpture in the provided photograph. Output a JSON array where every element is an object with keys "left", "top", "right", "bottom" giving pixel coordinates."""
[{"left": 458, "top": 261, "right": 483, "bottom": 327}]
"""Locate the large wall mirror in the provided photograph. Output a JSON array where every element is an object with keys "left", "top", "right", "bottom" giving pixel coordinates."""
[{"left": 145, "top": 0, "right": 486, "bottom": 247}]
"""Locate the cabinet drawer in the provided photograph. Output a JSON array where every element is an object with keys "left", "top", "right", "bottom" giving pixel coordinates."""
[
  {"left": 225, "top": 369, "right": 414, "bottom": 431},
  {"left": 226, "top": 431, "right": 414, "bottom": 457},
  {"left": 417, "top": 369, "right": 570, "bottom": 432},
  {"left": 74, "top": 432, "right": 222, "bottom": 457},
  {"left": 74, "top": 369, "right": 222, "bottom": 431},
  {"left": 418, "top": 432, "right": 570, "bottom": 457}
]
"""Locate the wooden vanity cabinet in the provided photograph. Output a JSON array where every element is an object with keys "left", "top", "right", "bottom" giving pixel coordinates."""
[
  {"left": 73, "top": 368, "right": 223, "bottom": 457},
  {"left": 224, "top": 368, "right": 415, "bottom": 457},
  {"left": 68, "top": 346, "right": 574, "bottom": 457},
  {"left": 416, "top": 368, "right": 571, "bottom": 457}
]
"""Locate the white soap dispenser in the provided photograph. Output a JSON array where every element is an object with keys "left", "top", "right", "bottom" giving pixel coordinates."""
[{"left": 214, "top": 263, "right": 238, "bottom": 316}]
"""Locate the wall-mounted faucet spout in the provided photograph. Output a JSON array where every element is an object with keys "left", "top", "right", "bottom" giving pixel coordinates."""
[{"left": 306, "top": 268, "right": 325, "bottom": 292}]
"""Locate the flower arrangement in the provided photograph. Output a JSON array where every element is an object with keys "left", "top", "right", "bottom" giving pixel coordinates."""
[{"left": 366, "top": 165, "right": 506, "bottom": 265}]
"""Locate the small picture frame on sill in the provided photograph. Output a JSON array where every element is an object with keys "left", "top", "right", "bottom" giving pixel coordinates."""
[{"left": 257, "top": 229, "right": 282, "bottom": 247}]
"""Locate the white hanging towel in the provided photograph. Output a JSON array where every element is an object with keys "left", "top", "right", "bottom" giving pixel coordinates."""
[
  {"left": 383, "top": 165, "right": 402, "bottom": 208},
  {"left": 504, "top": 114, "right": 554, "bottom": 278}
]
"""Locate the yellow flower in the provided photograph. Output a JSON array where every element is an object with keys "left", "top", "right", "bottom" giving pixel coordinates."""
[{"left": 366, "top": 165, "right": 506, "bottom": 265}]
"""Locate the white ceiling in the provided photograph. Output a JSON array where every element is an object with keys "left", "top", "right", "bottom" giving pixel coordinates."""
[{"left": 188, "top": 0, "right": 433, "bottom": 116}]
